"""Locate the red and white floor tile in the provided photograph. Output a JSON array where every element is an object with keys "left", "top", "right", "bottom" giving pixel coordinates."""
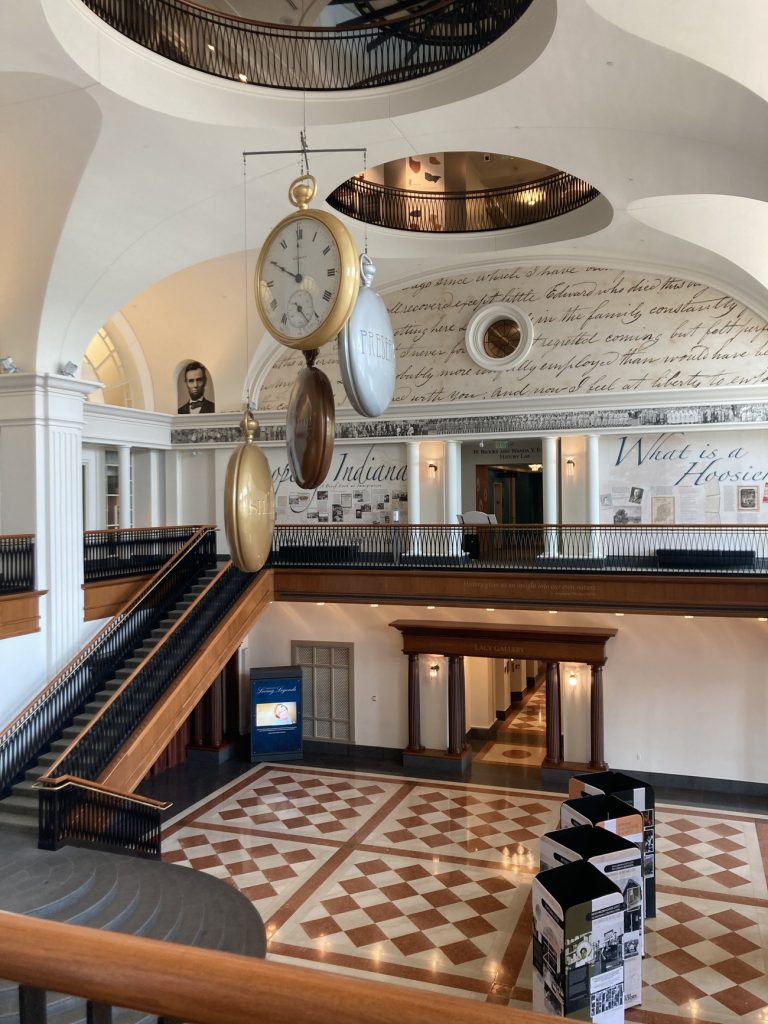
[{"left": 163, "top": 765, "right": 768, "bottom": 1023}]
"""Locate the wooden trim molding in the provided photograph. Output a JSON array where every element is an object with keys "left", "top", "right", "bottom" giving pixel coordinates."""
[
  {"left": 273, "top": 567, "right": 768, "bottom": 617},
  {"left": 389, "top": 620, "right": 617, "bottom": 665},
  {"left": 0, "top": 590, "right": 46, "bottom": 639},
  {"left": 83, "top": 575, "right": 151, "bottom": 621}
]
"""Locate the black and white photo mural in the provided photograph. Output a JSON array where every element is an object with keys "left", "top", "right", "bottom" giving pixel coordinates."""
[{"left": 177, "top": 360, "right": 216, "bottom": 414}]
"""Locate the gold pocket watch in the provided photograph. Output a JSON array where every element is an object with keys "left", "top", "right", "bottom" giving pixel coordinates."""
[{"left": 254, "top": 174, "right": 360, "bottom": 351}]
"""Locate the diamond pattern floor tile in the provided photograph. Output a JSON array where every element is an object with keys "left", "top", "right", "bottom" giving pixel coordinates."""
[{"left": 162, "top": 763, "right": 768, "bottom": 1023}]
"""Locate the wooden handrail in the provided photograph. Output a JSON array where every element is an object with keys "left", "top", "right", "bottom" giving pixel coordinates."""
[
  {"left": 0, "top": 910, "right": 551, "bottom": 1024},
  {"left": 0, "top": 525, "right": 216, "bottom": 743},
  {"left": 0, "top": 533, "right": 34, "bottom": 540},
  {"left": 33, "top": 774, "right": 171, "bottom": 810},
  {"left": 42, "top": 554, "right": 234, "bottom": 782}
]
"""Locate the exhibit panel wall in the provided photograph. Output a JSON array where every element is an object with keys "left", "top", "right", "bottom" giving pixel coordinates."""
[{"left": 248, "top": 602, "right": 768, "bottom": 786}]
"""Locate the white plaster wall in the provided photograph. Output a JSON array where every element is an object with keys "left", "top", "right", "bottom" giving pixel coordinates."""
[
  {"left": 178, "top": 450, "right": 215, "bottom": 525},
  {"left": 465, "top": 656, "right": 496, "bottom": 730},
  {"left": 248, "top": 601, "right": 768, "bottom": 785}
]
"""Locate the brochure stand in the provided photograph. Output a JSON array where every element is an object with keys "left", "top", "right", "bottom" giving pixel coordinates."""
[
  {"left": 533, "top": 860, "right": 625, "bottom": 1023},
  {"left": 540, "top": 825, "right": 644, "bottom": 1008},
  {"left": 569, "top": 771, "right": 656, "bottom": 917}
]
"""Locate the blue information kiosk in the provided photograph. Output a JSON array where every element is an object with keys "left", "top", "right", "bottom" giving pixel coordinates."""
[{"left": 250, "top": 665, "right": 303, "bottom": 762}]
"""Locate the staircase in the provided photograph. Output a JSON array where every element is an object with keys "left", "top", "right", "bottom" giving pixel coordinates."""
[
  {"left": 0, "top": 827, "right": 266, "bottom": 1024},
  {"left": 0, "top": 566, "right": 221, "bottom": 833}
]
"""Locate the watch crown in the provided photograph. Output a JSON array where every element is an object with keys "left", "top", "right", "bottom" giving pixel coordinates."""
[
  {"left": 289, "top": 173, "right": 317, "bottom": 210},
  {"left": 240, "top": 408, "right": 258, "bottom": 442}
]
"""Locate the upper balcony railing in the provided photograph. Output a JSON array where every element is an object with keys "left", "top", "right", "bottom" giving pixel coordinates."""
[
  {"left": 79, "top": 0, "right": 533, "bottom": 90},
  {"left": 270, "top": 523, "right": 768, "bottom": 575},
  {"left": 84, "top": 524, "right": 204, "bottom": 582},
  {"left": 327, "top": 171, "right": 600, "bottom": 232},
  {"left": 0, "top": 535, "right": 35, "bottom": 593}
]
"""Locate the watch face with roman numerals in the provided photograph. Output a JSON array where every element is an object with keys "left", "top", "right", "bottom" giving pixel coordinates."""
[{"left": 258, "top": 214, "right": 343, "bottom": 344}]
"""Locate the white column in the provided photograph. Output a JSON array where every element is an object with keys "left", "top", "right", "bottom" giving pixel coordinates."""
[
  {"left": 118, "top": 444, "right": 132, "bottom": 529},
  {"left": 444, "top": 440, "right": 461, "bottom": 526},
  {"left": 0, "top": 373, "right": 98, "bottom": 681},
  {"left": 407, "top": 441, "right": 421, "bottom": 525},
  {"left": 586, "top": 434, "right": 601, "bottom": 556},
  {"left": 542, "top": 435, "right": 558, "bottom": 556}
]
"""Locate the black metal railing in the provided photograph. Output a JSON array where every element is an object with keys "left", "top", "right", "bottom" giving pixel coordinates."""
[
  {"left": 80, "top": 0, "right": 531, "bottom": 90},
  {"left": 0, "top": 535, "right": 35, "bottom": 593},
  {"left": 0, "top": 527, "right": 217, "bottom": 798},
  {"left": 270, "top": 523, "right": 768, "bottom": 574},
  {"left": 49, "top": 562, "right": 256, "bottom": 785},
  {"left": 38, "top": 777, "right": 169, "bottom": 859},
  {"left": 84, "top": 525, "right": 201, "bottom": 582},
  {"left": 327, "top": 171, "right": 600, "bottom": 233}
]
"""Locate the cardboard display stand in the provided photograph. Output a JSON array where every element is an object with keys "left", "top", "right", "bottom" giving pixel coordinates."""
[
  {"left": 569, "top": 771, "right": 656, "bottom": 917},
  {"left": 533, "top": 860, "right": 625, "bottom": 1023},
  {"left": 540, "top": 825, "right": 644, "bottom": 1008}
]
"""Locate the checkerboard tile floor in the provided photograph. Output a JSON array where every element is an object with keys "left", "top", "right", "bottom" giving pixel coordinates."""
[
  {"left": 499, "top": 686, "right": 546, "bottom": 736},
  {"left": 163, "top": 765, "right": 768, "bottom": 1021}
]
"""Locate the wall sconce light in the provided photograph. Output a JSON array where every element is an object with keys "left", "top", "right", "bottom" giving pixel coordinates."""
[
  {"left": 60, "top": 361, "right": 79, "bottom": 377},
  {"left": 528, "top": 463, "right": 542, "bottom": 472},
  {"left": 427, "top": 462, "right": 438, "bottom": 477},
  {"left": 0, "top": 357, "right": 19, "bottom": 374},
  {"left": 568, "top": 670, "right": 577, "bottom": 687},
  {"left": 429, "top": 663, "right": 439, "bottom": 678},
  {"left": 565, "top": 457, "right": 575, "bottom": 477}
]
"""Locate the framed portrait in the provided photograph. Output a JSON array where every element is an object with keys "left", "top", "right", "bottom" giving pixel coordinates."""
[{"left": 738, "top": 486, "right": 758, "bottom": 511}]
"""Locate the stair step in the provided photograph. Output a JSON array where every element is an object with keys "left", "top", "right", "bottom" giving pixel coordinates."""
[
  {"left": 0, "top": 794, "right": 37, "bottom": 818},
  {"left": 0, "top": 809, "right": 38, "bottom": 831}
]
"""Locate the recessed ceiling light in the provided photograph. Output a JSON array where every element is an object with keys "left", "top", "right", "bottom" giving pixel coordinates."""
[
  {"left": 370, "top": 604, "right": 379, "bottom": 608},
  {"left": 427, "top": 605, "right": 436, "bottom": 610},
  {"left": 758, "top": 617, "right": 767, "bottom": 622},
  {"left": 615, "top": 612, "right": 624, "bottom": 617},
  {"left": 684, "top": 615, "right": 694, "bottom": 619},
  {"left": 316, "top": 602, "right": 325, "bottom": 607},
  {"left": 548, "top": 610, "right": 558, "bottom": 615},
  {"left": 486, "top": 608, "right": 495, "bottom": 612}
]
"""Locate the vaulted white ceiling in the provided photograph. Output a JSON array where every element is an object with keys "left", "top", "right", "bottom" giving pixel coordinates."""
[{"left": 3, "top": 0, "right": 767, "bottom": 413}]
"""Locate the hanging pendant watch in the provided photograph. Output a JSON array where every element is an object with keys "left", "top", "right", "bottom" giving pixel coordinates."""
[{"left": 337, "top": 253, "right": 396, "bottom": 417}]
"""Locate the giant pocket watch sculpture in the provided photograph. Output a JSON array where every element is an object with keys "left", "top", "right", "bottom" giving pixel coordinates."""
[
  {"left": 254, "top": 173, "right": 360, "bottom": 351},
  {"left": 224, "top": 409, "right": 275, "bottom": 572},
  {"left": 255, "top": 173, "right": 360, "bottom": 489},
  {"left": 338, "top": 253, "right": 396, "bottom": 418}
]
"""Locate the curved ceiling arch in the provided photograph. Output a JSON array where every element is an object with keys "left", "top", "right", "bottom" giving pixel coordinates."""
[
  {"left": 585, "top": 0, "right": 768, "bottom": 102},
  {"left": 0, "top": 73, "right": 101, "bottom": 374},
  {"left": 41, "top": 0, "right": 557, "bottom": 127},
  {"left": 628, "top": 194, "right": 768, "bottom": 298}
]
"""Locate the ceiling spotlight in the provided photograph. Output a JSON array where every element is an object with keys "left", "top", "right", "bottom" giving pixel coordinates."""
[
  {"left": 60, "top": 361, "right": 78, "bottom": 377},
  {"left": 0, "top": 357, "right": 19, "bottom": 374}
]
